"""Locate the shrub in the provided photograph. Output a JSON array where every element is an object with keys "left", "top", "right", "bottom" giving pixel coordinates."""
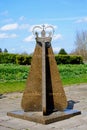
[
  {"left": 0, "top": 53, "right": 83, "bottom": 65},
  {"left": 58, "top": 48, "right": 67, "bottom": 55},
  {"left": 16, "top": 55, "right": 32, "bottom": 65},
  {"left": 0, "top": 53, "right": 16, "bottom": 64},
  {"left": 55, "top": 55, "right": 83, "bottom": 64}
]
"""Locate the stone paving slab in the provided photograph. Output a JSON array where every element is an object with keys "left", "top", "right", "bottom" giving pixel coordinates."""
[{"left": 0, "top": 84, "right": 87, "bottom": 130}]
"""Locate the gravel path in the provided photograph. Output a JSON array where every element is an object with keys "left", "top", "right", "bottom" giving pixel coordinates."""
[{"left": 0, "top": 84, "right": 87, "bottom": 130}]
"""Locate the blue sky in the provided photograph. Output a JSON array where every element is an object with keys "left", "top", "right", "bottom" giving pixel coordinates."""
[{"left": 0, "top": 0, "right": 87, "bottom": 54}]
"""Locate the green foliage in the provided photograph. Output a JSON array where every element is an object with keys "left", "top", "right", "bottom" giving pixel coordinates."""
[
  {"left": 58, "top": 48, "right": 67, "bottom": 55},
  {"left": 59, "top": 64, "right": 87, "bottom": 85},
  {"left": 0, "top": 53, "right": 83, "bottom": 65},
  {"left": 0, "top": 81, "right": 25, "bottom": 93},
  {"left": 0, "top": 64, "right": 87, "bottom": 93},
  {"left": 4, "top": 48, "right": 8, "bottom": 53},
  {"left": 0, "top": 48, "right": 2, "bottom": 53},
  {"left": 0, "top": 64, "right": 29, "bottom": 82},
  {"left": 0, "top": 53, "right": 32, "bottom": 65},
  {"left": 16, "top": 55, "right": 32, "bottom": 65},
  {"left": 0, "top": 53, "right": 17, "bottom": 64},
  {"left": 55, "top": 55, "right": 83, "bottom": 64}
]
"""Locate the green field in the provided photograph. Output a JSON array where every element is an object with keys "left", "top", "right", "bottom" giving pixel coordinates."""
[{"left": 0, "top": 64, "right": 87, "bottom": 93}]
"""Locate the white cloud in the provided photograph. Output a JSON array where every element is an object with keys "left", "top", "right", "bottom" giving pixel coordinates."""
[
  {"left": 23, "top": 35, "right": 35, "bottom": 42},
  {"left": 0, "top": 23, "right": 30, "bottom": 31},
  {"left": 0, "top": 33, "right": 18, "bottom": 39},
  {"left": 19, "top": 16, "right": 25, "bottom": 21},
  {"left": 53, "top": 34, "right": 62, "bottom": 41},
  {"left": 0, "top": 23, "right": 18, "bottom": 31},
  {"left": 75, "top": 17, "right": 87, "bottom": 23},
  {"left": 9, "top": 34, "right": 18, "bottom": 38},
  {"left": 53, "top": 47, "right": 61, "bottom": 53},
  {"left": 29, "top": 25, "right": 41, "bottom": 32},
  {"left": 9, "top": 48, "right": 16, "bottom": 53},
  {"left": 24, "top": 32, "right": 62, "bottom": 43},
  {"left": 19, "top": 24, "right": 30, "bottom": 30}
]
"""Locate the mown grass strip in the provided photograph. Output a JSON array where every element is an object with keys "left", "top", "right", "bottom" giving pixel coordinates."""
[
  {"left": 0, "top": 81, "right": 26, "bottom": 94},
  {"left": 0, "top": 64, "right": 87, "bottom": 93}
]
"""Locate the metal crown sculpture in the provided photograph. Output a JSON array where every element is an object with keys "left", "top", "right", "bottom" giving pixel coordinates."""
[{"left": 33, "top": 24, "right": 54, "bottom": 37}]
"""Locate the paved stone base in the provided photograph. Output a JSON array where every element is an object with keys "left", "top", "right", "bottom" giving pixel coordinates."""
[{"left": 7, "top": 109, "right": 81, "bottom": 124}]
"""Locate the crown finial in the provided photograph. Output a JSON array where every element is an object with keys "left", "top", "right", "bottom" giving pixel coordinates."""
[
  {"left": 41, "top": 25, "right": 45, "bottom": 37},
  {"left": 32, "top": 24, "right": 54, "bottom": 38}
]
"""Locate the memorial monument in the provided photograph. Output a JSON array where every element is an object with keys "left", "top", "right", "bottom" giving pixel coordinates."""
[{"left": 7, "top": 25, "right": 81, "bottom": 124}]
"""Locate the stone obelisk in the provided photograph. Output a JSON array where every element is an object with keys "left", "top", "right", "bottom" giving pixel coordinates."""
[
  {"left": 7, "top": 25, "right": 81, "bottom": 124},
  {"left": 21, "top": 25, "right": 67, "bottom": 114}
]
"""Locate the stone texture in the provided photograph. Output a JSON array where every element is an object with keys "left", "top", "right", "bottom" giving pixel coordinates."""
[
  {"left": 7, "top": 110, "right": 81, "bottom": 124},
  {"left": 21, "top": 43, "right": 67, "bottom": 112}
]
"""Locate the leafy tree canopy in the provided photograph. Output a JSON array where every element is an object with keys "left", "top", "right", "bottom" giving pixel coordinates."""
[
  {"left": 0, "top": 48, "right": 2, "bottom": 53},
  {"left": 58, "top": 48, "right": 67, "bottom": 55},
  {"left": 4, "top": 48, "right": 8, "bottom": 53}
]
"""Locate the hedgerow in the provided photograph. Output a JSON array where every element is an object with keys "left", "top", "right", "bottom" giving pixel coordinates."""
[
  {"left": 0, "top": 53, "right": 83, "bottom": 65},
  {"left": 55, "top": 55, "right": 83, "bottom": 64}
]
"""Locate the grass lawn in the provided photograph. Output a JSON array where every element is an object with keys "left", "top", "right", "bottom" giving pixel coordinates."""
[
  {"left": 0, "top": 64, "right": 87, "bottom": 93},
  {"left": 59, "top": 64, "right": 87, "bottom": 85},
  {"left": 0, "top": 81, "right": 25, "bottom": 94}
]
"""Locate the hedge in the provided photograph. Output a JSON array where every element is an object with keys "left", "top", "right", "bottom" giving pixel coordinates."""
[
  {"left": 0, "top": 53, "right": 16, "bottom": 64},
  {"left": 16, "top": 55, "right": 32, "bottom": 65},
  {"left": 0, "top": 53, "right": 32, "bottom": 65},
  {"left": 0, "top": 53, "right": 83, "bottom": 65},
  {"left": 55, "top": 55, "right": 83, "bottom": 64}
]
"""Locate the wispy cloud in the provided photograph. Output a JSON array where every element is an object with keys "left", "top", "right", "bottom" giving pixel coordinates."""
[
  {"left": 9, "top": 48, "right": 16, "bottom": 52},
  {"left": 19, "top": 24, "right": 30, "bottom": 30},
  {"left": 0, "top": 23, "right": 30, "bottom": 31},
  {"left": 0, "top": 23, "right": 18, "bottom": 31},
  {"left": 24, "top": 33, "right": 62, "bottom": 43},
  {"left": 0, "top": 33, "right": 18, "bottom": 39},
  {"left": 23, "top": 35, "right": 35, "bottom": 42},
  {"left": 75, "top": 17, "right": 87, "bottom": 23},
  {"left": 53, "top": 47, "right": 61, "bottom": 53},
  {"left": 53, "top": 34, "right": 62, "bottom": 41},
  {"left": 19, "top": 16, "right": 26, "bottom": 21}
]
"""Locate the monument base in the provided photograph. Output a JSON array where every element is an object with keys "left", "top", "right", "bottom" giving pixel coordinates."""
[{"left": 7, "top": 109, "right": 81, "bottom": 124}]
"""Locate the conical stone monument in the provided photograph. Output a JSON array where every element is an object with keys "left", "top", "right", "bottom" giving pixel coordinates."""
[{"left": 7, "top": 25, "right": 81, "bottom": 124}]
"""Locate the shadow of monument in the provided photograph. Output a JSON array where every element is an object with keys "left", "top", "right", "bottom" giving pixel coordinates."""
[{"left": 67, "top": 100, "right": 80, "bottom": 109}]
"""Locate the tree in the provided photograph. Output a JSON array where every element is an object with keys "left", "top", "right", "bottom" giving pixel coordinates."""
[
  {"left": 0, "top": 48, "right": 2, "bottom": 53},
  {"left": 74, "top": 31, "right": 87, "bottom": 60},
  {"left": 4, "top": 48, "right": 8, "bottom": 53},
  {"left": 58, "top": 48, "right": 67, "bottom": 55}
]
